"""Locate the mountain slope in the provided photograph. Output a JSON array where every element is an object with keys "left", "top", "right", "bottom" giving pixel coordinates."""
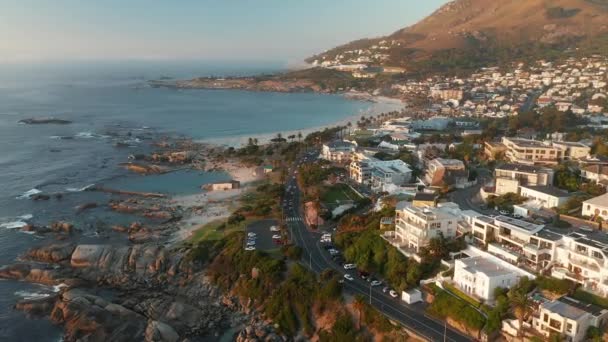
[{"left": 309, "top": 0, "right": 608, "bottom": 73}]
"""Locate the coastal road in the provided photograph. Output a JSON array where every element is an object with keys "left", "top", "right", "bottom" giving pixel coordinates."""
[{"left": 282, "top": 154, "right": 473, "bottom": 342}]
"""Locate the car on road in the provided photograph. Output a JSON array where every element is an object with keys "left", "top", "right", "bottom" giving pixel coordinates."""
[
  {"left": 371, "top": 280, "right": 382, "bottom": 287},
  {"left": 382, "top": 286, "right": 389, "bottom": 293},
  {"left": 389, "top": 290, "right": 398, "bottom": 298},
  {"left": 343, "top": 263, "right": 356, "bottom": 270},
  {"left": 328, "top": 249, "right": 339, "bottom": 255},
  {"left": 245, "top": 246, "right": 256, "bottom": 251},
  {"left": 270, "top": 226, "right": 280, "bottom": 232},
  {"left": 247, "top": 232, "right": 256, "bottom": 238},
  {"left": 343, "top": 274, "right": 354, "bottom": 281},
  {"left": 246, "top": 241, "right": 256, "bottom": 247},
  {"left": 272, "top": 234, "right": 281, "bottom": 240}
]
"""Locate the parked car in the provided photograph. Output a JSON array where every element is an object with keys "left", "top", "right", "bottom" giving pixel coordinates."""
[
  {"left": 270, "top": 226, "right": 280, "bottom": 232},
  {"left": 382, "top": 287, "right": 389, "bottom": 293},
  {"left": 343, "top": 274, "right": 354, "bottom": 281},
  {"left": 329, "top": 249, "right": 339, "bottom": 256},
  {"left": 371, "top": 280, "right": 382, "bottom": 287},
  {"left": 343, "top": 263, "right": 356, "bottom": 270},
  {"left": 247, "top": 232, "right": 257, "bottom": 238},
  {"left": 499, "top": 210, "right": 509, "bottom": 216},
  {"left": 272, "top": 234, "right": 281, "bottom": 239},
  {"left": 245, "top": 246, "right": 256, "bottom": 251},
  {"left": 389, "top": 290, "right": 398, "bottom": 298},
  {"left": 246, "top": 241, "right": 256, "bottom": 247}
]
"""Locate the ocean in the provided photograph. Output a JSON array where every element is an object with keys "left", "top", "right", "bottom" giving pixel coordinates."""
[{"left": 0, "top": 60, "right": 401, "bottom": 340}]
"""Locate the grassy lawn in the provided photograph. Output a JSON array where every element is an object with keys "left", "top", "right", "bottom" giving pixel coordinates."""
[
  {"left": 190, "top": 218, "right": 255, "bottom": 243},
  {"left": 321, "top": 183, "right": 362, "bottom": 206},
  {"left": 347, "top": 129, "right": 374, "bottom": 140}
]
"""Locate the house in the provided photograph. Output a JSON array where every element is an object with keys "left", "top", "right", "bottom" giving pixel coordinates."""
[
  {"left": 519, "top": 185, "right": 571, "bottom": 209},
  {"left": 370, "top": 161, "right": 412, "bottom": 192},
  {"left": 262, "top": 165, "right": 274, "bottom": 174},
  {"left": 484, "top": 141, "right": 508, "bottom": 160},
  {"left": 424, "top": 158, "right": 467, "bottom": 188},
  {"left": 494, "top": 163, "right": 555, "bottom": 195},
  {"left": 321, "top": 140, "right": 357, "bottom": 162},
  {"left": 453, "top": 254, "right": 531, "bottom": 301},
  {"left": 386, "top": 201, "right": 459, "bottom": 256},
  {"left": 207, "top": 180, "right": 240, "bottom": 191},
  {"left": 581, "top": 165, "right": 608, "bottom": 186},
  {"left": 533, "top": 296, "right": 608, "bottom": 342},
  {"left": 582, "top": 193, "right": 608, "bottom": 220},
  {"left": 412, "top": 192, "right": 438, "bottom": 207},
  {"left": 401, "top": 289, "right": 422, "bottom": 304},
  {"left": 410, "top": 116, "right": 453, "bottom": 131}
]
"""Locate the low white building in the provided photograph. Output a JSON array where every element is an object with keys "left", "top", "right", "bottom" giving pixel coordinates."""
[
  {"left": 370, "top": 160, "right": 412, "bottom": 192},
  {"left": 582, "top": 193, "right": 608, "bottom": 220},
  {"left": 533, "top": 296, "right": 608, "bottom": 342},
  {"left": 519, "top": 185, "right": 571, "bottom": 209},
  {"left": 453, "top": 247, "right": 534, "bottom": 301}
]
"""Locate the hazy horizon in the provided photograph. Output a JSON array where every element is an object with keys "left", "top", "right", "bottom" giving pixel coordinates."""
[{"left": 0, "top": 0, "right": 447, "bottom": 64}]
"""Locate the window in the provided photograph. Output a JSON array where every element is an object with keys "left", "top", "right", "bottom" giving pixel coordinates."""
[
  {"left": 566, "top": 322, "right": 573, "bottom": 333},
  {"left": 543, "top": 314, "right": 548, "bottom": 322}
]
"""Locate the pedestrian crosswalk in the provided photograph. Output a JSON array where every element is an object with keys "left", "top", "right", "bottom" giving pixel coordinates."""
[{"left": 286, "top": 217, "right": 302, "bottom": 222}]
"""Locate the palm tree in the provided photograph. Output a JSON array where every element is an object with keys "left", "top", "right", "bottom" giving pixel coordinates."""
[
  {"left": 247, "top": 137, "right": 254, "bottom": 146},
  {"left": 297, "top": 131, "right": 302, "bottom": 142},
  {"left": 510, "top": 291, "right": 532, "bottom": 340},
  {"left": 347, "top": 121, "right": 352, "bottom": 136},
  {"left": 253, "top": 138, "right": 258, "bottom": 146}
]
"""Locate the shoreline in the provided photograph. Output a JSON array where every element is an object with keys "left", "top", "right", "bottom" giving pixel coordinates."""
[{"left": 200, "top": 93, "right": 405, "bottom": 147}]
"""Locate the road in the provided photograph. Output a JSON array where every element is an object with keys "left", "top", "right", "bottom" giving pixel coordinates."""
[
  {"left": 449, "top": 167, "right": 498, "bottom": 216},
  {"left": 282, "top": 152, "right": 474, "bottom": 342}
]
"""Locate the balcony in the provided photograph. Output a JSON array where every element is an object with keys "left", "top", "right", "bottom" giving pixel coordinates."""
[
  {"left": 498, "top": 232, "right": 527, "bottom": 247},
  {"left": 569, "top": 256, "right": 600, "bottom": 272}
]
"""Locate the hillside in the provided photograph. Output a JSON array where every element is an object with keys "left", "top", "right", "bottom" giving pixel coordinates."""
[{"left": 309, "top": 0, "right": 608, "bottom": 74}]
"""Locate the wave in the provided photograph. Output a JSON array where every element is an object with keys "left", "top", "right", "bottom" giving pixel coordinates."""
[
  {"left": 0, "top": 221, "right": 28, "bottom": 229},
  {"left": 76, "top": 132, "right": 110, "bottom": 139},
  {"left": 14, "top": 290, "right": 52, "bottom": 300},
  {"left": 16, "top": 188, "right": 41, "bottom": 199},
  {"left": 65, "top": 184, "right": 95, "bottom": 192},
  {"left": 18, "top": 214, "right": 33, "bottom": 220},
  {"left": 53, "top": 283, "right": 68, "bottom": 292}
]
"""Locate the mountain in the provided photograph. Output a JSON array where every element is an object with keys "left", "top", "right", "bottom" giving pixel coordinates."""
[{"left": 309, "top": 0, "right": 608, "bottom": 74}]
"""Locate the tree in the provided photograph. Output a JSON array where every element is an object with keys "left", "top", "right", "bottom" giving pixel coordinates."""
[
  {"left": 510, "top": 291, "right": 532, "bottom": 339},
  {"left": 297, "top": 132, "right": 302, "bottom": 143},
  {"left": 253, "top": 138, "right": 258, "bottom": 146}
]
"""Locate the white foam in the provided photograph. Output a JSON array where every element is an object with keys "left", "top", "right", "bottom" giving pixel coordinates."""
[
  {"left": 0, "top": 221, "right": 28, "bottom": 229},
  {"left": 53, "top": 283, "right": 68, "bottom": 292},
  {"left": 16, "top": 188, "right": 42, "bottom": 199},
  {"left": 66, "top": 184, "right": 94, "bottom": 192},
  {"left": 76, "top": 132, "right": 95, "bottom": 139},
  {"left": 18, "top": 214, "right": 33, "bottom": 220},
  {"left": 14, "top": 291, "right": 51, "bottom": 300}
]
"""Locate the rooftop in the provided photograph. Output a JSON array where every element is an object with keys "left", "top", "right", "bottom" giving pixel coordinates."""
[
  {"left": 543, "top": 296, "right": 606, "bottom": 320},
  {"left": 520, "top": 185, "right": 571, "bottom": 198},
  {"left": 458, "top": 256, "right": 514, "bottom": 277},
  {"left": 397, "top": 201, "right": 458, "bottom": 222},
  {"left": 413, "top": 192, "right": 438, "bottom": 202},
  {"left": 503, "top": 137, "right": 553, "bottom": 149},
  {"left": 583, "top": 193, "right": 608, "bottom": 207},
  {"left": 495, "top": 163, "right": 551, "bottom": 174},
  {"left": 495, "top": 215, "right": 545, "bottom": 234}
]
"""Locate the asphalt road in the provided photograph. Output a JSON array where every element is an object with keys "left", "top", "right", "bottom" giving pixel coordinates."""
[{"left": 282, "top": 152, "right": 474, "bottom": 342}]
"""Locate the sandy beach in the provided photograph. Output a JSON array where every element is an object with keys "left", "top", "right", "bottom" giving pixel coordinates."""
[{"left": 171, "top": 161, "right": 262, "bottom": 241}]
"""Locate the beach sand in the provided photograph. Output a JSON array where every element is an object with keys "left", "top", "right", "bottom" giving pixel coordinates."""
[{"left": 171, "top": 161, "right": 262, "bottom": 241}]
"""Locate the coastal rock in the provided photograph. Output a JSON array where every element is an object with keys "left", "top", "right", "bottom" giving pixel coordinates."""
[
  {"left": 75, "top": 202, "right": 98, "bottom": 213},
  {"left": 19, "top": 118, "right": 72, "bottom": 125},
  {"left": 26, "top": 243, "right": 75, "bottom": 263},
  {"left": 16, "top": 295, "right": 58, "bottom": 317},
  {"left": 50, "top": 289, "right": 149, "bottom": 342},
  {"left": 0, "top": 264, "right": 66, "bottom": 285},
  {"left": 145, "top": 320, "right": 180, "bottom": 342},
  {"left": 31, "top": 194, "right": 51, "bottom": 201},
  {"left": 50, "top": 221, "right": 74, "bottom": 234}
]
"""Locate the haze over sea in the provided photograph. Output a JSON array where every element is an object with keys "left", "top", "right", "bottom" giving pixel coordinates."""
[{"left": 0, "top": 60, "right": 401, "bottom": 341}]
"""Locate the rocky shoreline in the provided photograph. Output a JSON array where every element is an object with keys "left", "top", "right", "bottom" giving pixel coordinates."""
[{"left": 0, "top": 137, "right": 277, "bottom": 342}]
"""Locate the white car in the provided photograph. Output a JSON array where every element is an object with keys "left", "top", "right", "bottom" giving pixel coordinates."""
[
  {"left": 389, "top": 290, "right": 398, "bottom": 298},
  {"left": 272, "top": 234, "right": 281, "bottom": 239},
  {"left": 245, "top": 246, "right": 256, "bottom": 251},
  {"left": 343, "top": 274, "right": 354, "bottom": 281},
  {"left": 270, "top": 226, "right": 280, "bottom": 232},
  {"left": 246, "top": 241, "right": 256, "bottom": 247},
  {"left": 343, "top": 263, "right": 356, "bottom": 270},
  {"left": 329, "top": 249, "right": 339, "bottom": 255},
  {"left": 247, "top": 232, "right": 257, "bottom": 238},
  {"left": 371, "top": 280, "right": 382, "bottom": 287}
]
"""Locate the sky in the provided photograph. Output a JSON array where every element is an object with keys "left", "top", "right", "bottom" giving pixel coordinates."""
[{"left": 0, "top": 0, "right": 448, "bottom": 63}]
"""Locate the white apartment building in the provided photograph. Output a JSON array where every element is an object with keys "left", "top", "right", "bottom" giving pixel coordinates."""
[
  {"left": 370, "top": 161, "right": 412, "bottom": 192},
  {"left": 494, "top": 163, "right": 555, "bottom": 195},
  {"left": 453, "top": 249, "right": 533, "bottom": 301},
  {"left": 502, "top": 137, "right": 562, "bottom": 165},
  {"left": 581, "top": 165, "right": 608, "bottom": 186},
  {"left": 582, "top": 193, "right": 608, "bottom": 220},
  {"left": 519, "top": 185, "right": 571, "bottom": 209},
  {"left": 533, "top": 296, "right": 608, "bottom": 342},
  {"left": 552, "top": 141, "right": 591, "bottom": 161},
  {"left": 321, "top": 140, "right": 357, "bottom": 162},
  {"left": 388, "top": 201, "right": 459, "bottom": 255}
]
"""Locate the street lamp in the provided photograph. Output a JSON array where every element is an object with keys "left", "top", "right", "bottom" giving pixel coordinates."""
[{"left": 369, "top": 283, "right": 372, "bottom": 305}]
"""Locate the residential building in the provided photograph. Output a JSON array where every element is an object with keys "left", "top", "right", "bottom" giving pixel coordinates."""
[
  {"left": 581, "top": 165, "right": 608, "bottom": 186},
  {"left": 207, "top": 180, "right": 240, "bottom": 191},
  {"left": 582, "top": 193, "right": 608, "bottom": 220},
  {"left": 454, "top": 254, "right": 530, "bottom": 301},
  {"left": 533, "top": 296, "right": 608, "bottom": 342},
  {"left": 424, "top": 158, "right": 468, "bottom": 188},
  {"left": 484, "top": 141, "right": 508, "bottom": 160},
  {"left": 412, "top": 192, "right": 438, "bottom": 207},
  {"left": 321, "top": 140, "right": 357, "bottom": 162},
  {"left": 370, "top": 160, "right": 412, "bottom": 192},
  {"left": 519, "top": 185, "right": 571, "bottom": 209},
  {"left": 552, "top": 141, "right": 591, "bottom": 160},
  {"left": 494, "top": 163, "right": 555, "bottom": 195},
  {"left": 388, "top": 201, "right": 459, "bottom": 254},
  {"left": 502, "top": 137, "right": 562, "bottom": 165}
]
